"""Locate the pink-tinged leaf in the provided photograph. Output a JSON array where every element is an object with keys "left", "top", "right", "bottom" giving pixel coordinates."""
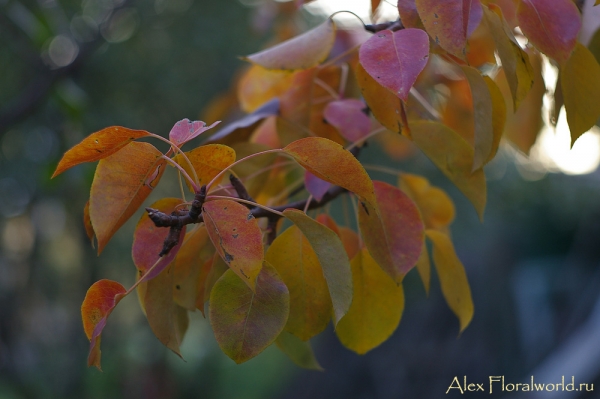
[
  {"left": 323, "top": 99, "right": 371, "bottom": 142},
  {"left": 52, "top": 126, "right": 151, "bottom": 178},
  {"left": 416, "top": 0, "right": 474, "bottom": 57},
  {"left": 397, "top": 0, "right": 423, "bottom": 29},
  {"left": 357, "top": 181, "right": 424, "bottom": 283},
  {"left": 283, "top": 209, "right": 352, "bottom": 325},
  {"left": 467, "top": 0, "right": 483, "bottom": 37},
  {"left": 304, "top": 171, "right": 332, "bottom": 202},
  {"left": 202, "top": 199, "right": 264, "bottom": 291},
  {"left": 426, "top": 229, "right": 474, "bottom": 333},
  {"left": 411, "top": 121, "right": 486, "bottom": 220},
  {"left": 516, "top": 0, "right": 581, "bottom": 64},
  {"left": 168, "top": 119, "right": 220, "bottom": 147},
  {"left": 81, "top": 279, "right": 126, "bottom": 370},
  {"left": 275, "top": 331, "right": 323, "bottom": 371},
  {"left": 243, "top": 19, "right": 336, "bottom": 70},
  {"left": 210, "top": 261, "right": 289, "bottom": 364},
  {"left": 283, "top": 137, "right": 376, "bottom": 207},
  {"left": 132, "top": 198, "right": 186, "bottom": 282},
  {"left": 460, "top": 65, "right": 494, "bottom": 171},
  {"left": 359, "top": 28, "right": 429, "bottom": 102},
  {"left": 89, "top": 142, "right": 167, "bottom": 254}
]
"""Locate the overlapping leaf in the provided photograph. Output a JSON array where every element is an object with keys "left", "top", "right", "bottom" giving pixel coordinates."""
[
  {"left": 304, "top": 171, "right": 332, "bottom": 202},
  {"left": 399, "top": 173, "right": 455, "bottom": 230},
  {"left": 359, "top": 28, "right": 429, "bottom": 102},
  {"left": 483, "top": 76, "right": 506, "bottom": 164},
  {"left": 83, "top": 200, "right": 94, "bottom": 245},
  {"left": 397, "top": 0, "right": 424, "bottom": 29},
  {"left": 168, "top": 118, "right": 220, "bottom": 147},
  {"left": 275, "top": 332, "right": 323, "bottom": 371},
  {"left": 323, "top": 99, "right": 371, "bottom": 142},
  {"left": 411, "top": 121, "right": 486, "bottom": 220},
  {"left": 174, "top": 144, "right": 236, "bottom": 191},
  {"left": 426, "top": 230, "right": 473, "bottom": 333},
  {"left": 266, "top": 225, "right": 332, "bottom": 340},
  {"left": 81, "top": 279, "right": 126, "bottom": 370},
  {"left": 283, "top": 209, "right": 352, "bottom": 325},
  {"left": 202, "top": 199, "right": 264, "bottom": 290},
  {"left": 90, "top": 142, "right": 167, "bottom": 253},
  {"left": 52, "top": 126, "right": 151, "bottom": 177},
  {"left": 209, "top": 261, "right": 289, "bottom": 364},
  {"left": 415, "top": 246, "right": 431, "bottom": 295},
  {"left": 357, "top": 181, "right": 424, "bottom": 283},
  {"left": 516, "top": 0, "right": 581, "bottom": 64},
  {"left": 561, "top": 43, "right": 600, "bottom": 146},
  {"left": 283, "top": 137, "right": 376, "bottom": 206},
  {"left": 243, "top": 19, "right": 336, "bottom": 70},
  {"left": 335, "top": 248, "right": 404, "bottom": 354},
  {"left": 238, "top": 66, "right": 294, "bottom": 113}
]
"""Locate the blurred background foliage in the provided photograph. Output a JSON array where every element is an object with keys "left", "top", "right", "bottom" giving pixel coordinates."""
[{"left": 2, "top": 0, "right": 600, "bottom": 398}]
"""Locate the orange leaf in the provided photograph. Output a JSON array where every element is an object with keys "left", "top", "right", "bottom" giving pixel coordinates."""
[
  {"left": 90, "top": 142, "right": 167, "bottom": 253},
  {"left": 174, "top": 144, "right": 236, "bottom": 192},
  {"left": 81, "top": 279, "right": 126, "bottom": 370},
  {"left": 266, "top": 225, "right": 332, "bottom": 341},
  {"left": 516, "top": 0, "right": 581, "bottom": 64},
  {"left": 411, "top": 121, "right": 486, "bottom": 220},
  {"left": 209, "top": 261, "right": 289, "bottom": 363},
  {"left": 242, "top": 19, "right": 336, "bottom": 70},
  {"left": 202, "top": 199, "right": 264, "bottom": 291},
  {"left": 83, "top": 200, "right": 94, "bottom": 246},
  {"left": 52, "top": 126, "right": 151, "bottom": 178},
  {"left": 357, "top": 181, "right": 424, "bottom": 283},
  {"left": 339, "top": 227, "right": 360, "bottom": 261},
  {"left": 283, "top": 137, "right": 376, "bottom": 207},
  {"left": 283, "top": 209, "right": 352, "bottom": 325},
  {"left": 426, "top": 229, "right": 473, "bottom": 333},
  {"left": 335, "top": 248, "right": 404, "bottom": 354}
]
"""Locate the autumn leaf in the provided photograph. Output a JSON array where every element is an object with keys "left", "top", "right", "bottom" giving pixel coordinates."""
[
  {"left": 482, "top": 76, "right": 506, "bottom": 164},
  {"left": 411, "top": 121, "right": 486, "bottom": 220},
  {"left": 89, "top": 142, "right": 167, "bottom": 253},
  {"left": 323, "top": 99, "right": 371, "bottom": 143},
  {"left": 284, "top": 137, "right": 376, "bottom": 207},
  {"left": 357, "top": 181, "right": 424, "bottom": 283},
  {"left": 304, "top": 171, "right": 332, "bottom": 202},
  {"left": 415, "top": 245, "right": 431, "bottom": 295},
  {"left": 242, "top": 19, "right": 336, "bottom": 70},
  {"left": 275, "top": 331, "right": 323, "bottom": 371},
  {"left": 174, "top": 144, "right": 236, "bottom": 191},
  {"left": 355, "top": 63, "right": 410, "bottom": 136},
  {"left": 208, "top": 98, "right": 279, "bottom": 144},
  {"left": 283, "top": 209, "right": 352, "bottom": 325},
  {"left": 426, "top": 230, "right": 473, "bottom": 333},
  {"left": 203, "top": 252, "right": 229, "bottom": 304},
  {"left": 335, "top": 248, "right": 404, "bottom": 354},
  {"left": 397, "top": 0, "right": 423, "bottom": 29},
  {"left": 516, "top": 0, "right": 581, "bottom": 64},
  {"left": 230, "top": 142, "right": 278, "bottom": 199},
  {"left": 359, "top": 28, "right": 429, "bottom": 102},
  {"left": 168, "top": 118, "right": 220, "bottom": 147},
  {"left": 238, "top": 65, "right": 294, "bottom": 113},
  {"left": 83, "top": 200, "right": 94, "bottom": 246},
  {"left": 81, "top": 279, "right": 126, "bottom": 370},
  {"left": 266, "top": 225, "right": 332, "bottom": 341},
  {"left": 399, "top": 173, "right": 455, "bottom": 230},
  {"left": 202, "top": 199, "right": 264, "bottom": 291},
  {"left": 339, "top": 227, "right": 360, "bottom": 261},
  {"left": 483, "top": 4, "right": 534, "bottom": 111},
  {"left": 210, "top": 261, "right": 289, "bottom": 364},
  {"left": 52, "top": 126, "right": 151, "bottom": 178},
  {"left": 561, "top": 43, "right": 600, "bottom": 146}
]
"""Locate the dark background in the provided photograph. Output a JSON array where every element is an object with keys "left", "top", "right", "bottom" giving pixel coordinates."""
[{"left": 2, "top": 1, "right": 600, "bottom": 398}]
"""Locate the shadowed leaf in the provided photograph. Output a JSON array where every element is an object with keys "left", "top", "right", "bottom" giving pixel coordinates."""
[
  {"left": 283, "top": 209, "right": 352, "bottom": 325},
  {"left": 305, "top": 171, "right": 332, "bottom": 202},
  {"left": 336, "top": 248, "right": 404, "bottom": 354},
  {"left": 323, "top": 99, "right": 371, "bottom": 142},
  {"left": 399, "top": 173, "right": 455, "bottom": 230},
  {"left": 266, "top": 225, "right": 332, "bottom": 341},
  {"left": 203, "top": 199, "right": 264, "bottom": 291},
  {"left": 81, "top": 279, "right": 126, "bottom": 370},
  {"left": 482, "top": 76, "right": 506, "bottom": 164},
  {"left": 415, "top": 245, "right": 431, "bottom": 295},
  {"left": 52, "top": 126, "right": 151, "bottom": 177},
  {"left": 426, "top": 229, "right": 473, "bottom": 333},
  {"left": 210, "top": 261, "right": 289, "bottom": 363},
  {"left": 243, "top": 19, "right": 336, "bottom": 70},
  {"left": 357, "top": 181, "right": 424, "bottom": 283},
  {"left": 276, "top": 331, "right": 323, "bottom": 370},
  {"left": 90, "top": 142, "right": 167, "bottom": 253},
  {"left": 83, "top": 200, "right": 94, "bottom": 246}
]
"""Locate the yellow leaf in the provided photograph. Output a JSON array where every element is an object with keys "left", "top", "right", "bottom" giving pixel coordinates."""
[
  {"left": 266, "top": 225, "right": 332, "bottom": 341},
  {"left": 561, "top": 42, "right": 600, "bottom": 146},
  {"left": 399, "top": 173, "right": 455, "bottom": 230},
  {"left": 426, "top": 229, "right": 473, "bottom": 333},
  {"left": 415, "top": 245, "right": 431, "bottom": 295},
  {"left": 411, "top": 121, "right": 486, "bottom": 220},
  {"left": 335, "top": 248, "right": 404, "bottom": 354},
  {"left": 238, "top": 65, "right": 294, "bottom": 113},
  {"left": 482, "top": 76, "right": 506, "bottom": 164},
  {"left": 175, "top": 144, "right": 235, "bottom": 192}
]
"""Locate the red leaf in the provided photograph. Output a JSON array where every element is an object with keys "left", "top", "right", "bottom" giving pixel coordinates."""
[
  {"left": 516, "top": 0, "right": 581, "bottom": 64},
  {"left": 52, "top": 126, "right": 151, "bottom": 178},
  {"left": 168, "top": 119, "right": 220, "bottom": 147},
  {"left": 359, "top": 28, "right": 429, "bottom": 102},
  {"left": 304, "top": 171, "right": 332, "bottom": 202},
  {"left": 323, "top": 99, "right": 371, "bottom": 142},
  {"left": 81, "top": 279, "right": 126, "bottom": 370}
]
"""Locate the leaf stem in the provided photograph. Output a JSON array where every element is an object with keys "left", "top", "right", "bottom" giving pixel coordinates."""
[
  {"left": 161, "top": 155, "right": 200, "bottom": 192},
  {"left": 345, "top": 127, "right": 386, "bottom": 151},
  {"left": 148, "top": 133, "right": 200, "bottom": 188},
  {"left": 206, "top": 195, "right": 285, "bottom": 217}
]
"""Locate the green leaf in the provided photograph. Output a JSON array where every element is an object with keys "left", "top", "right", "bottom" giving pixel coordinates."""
[
  {"left": 283, "top": 209, "right": 352, "bottom": 325},
  {"left": 209, "top": 261, "right": 289, "bottom": 364}
]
